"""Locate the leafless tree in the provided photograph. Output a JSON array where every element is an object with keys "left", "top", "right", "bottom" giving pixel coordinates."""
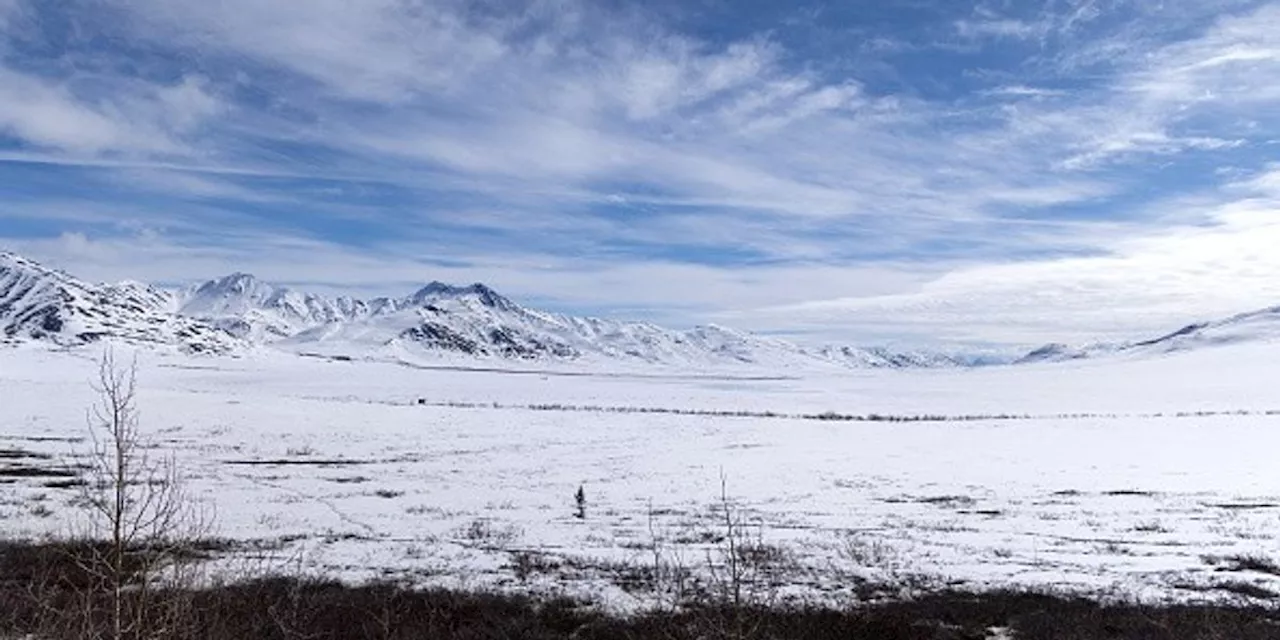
[{"left": 66, "top": 348, "right": 209, "bottom": 640}]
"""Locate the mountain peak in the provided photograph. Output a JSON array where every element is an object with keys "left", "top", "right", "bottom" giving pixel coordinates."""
[
  {"left": 409, "top": 281, "right": 514, "bottom": 310},
  {"left": 201, "top": 272, "right": 266, "bottom": 294},
  {"left": 181, "top": 273, "right": 284, "bottom": 321},
  {"left": 410, "top": 281, "right": 457, "bottom": 298}
]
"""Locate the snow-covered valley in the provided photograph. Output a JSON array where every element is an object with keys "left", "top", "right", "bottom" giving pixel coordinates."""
[{"left": 4, "top": 340, "right": 1280, "bottom": 608}]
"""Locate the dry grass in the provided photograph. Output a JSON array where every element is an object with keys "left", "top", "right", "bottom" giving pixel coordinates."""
[{"left": 4, "top": 542, "right": 1280, "bottom": 640}]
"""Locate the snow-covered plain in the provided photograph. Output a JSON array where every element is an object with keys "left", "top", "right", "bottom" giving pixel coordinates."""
[{"left": 3, "top": 342, "right": 1280, "bottom": 607}]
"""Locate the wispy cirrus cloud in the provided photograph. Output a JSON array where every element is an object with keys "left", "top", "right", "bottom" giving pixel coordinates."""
[
  {"left": 1, "top": 0, "right": 1280, "bottom": 348},
  {"left": 955, "top": 17, "right": 1047, "bottom": 41}
]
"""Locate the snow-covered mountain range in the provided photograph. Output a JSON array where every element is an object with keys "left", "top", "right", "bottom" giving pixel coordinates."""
[
  {"left": 173, "top": 269, "right": 968, "bottom": 369},
  {"left": 9, "top": 250, "right": 1276, "bottom": 368},
  {"left": 0, "top": 251, "right": 965, "bottom": 368}
]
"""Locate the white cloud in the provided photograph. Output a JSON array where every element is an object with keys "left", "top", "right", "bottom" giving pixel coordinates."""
[
  {"left": 1044, "top": 3, "right": 1280, "bottom": 168},
  {"left": 0, "top": 69, "right": 161, "bottom": 155},
  {"left": 607, "top": 39, "right": 774, "bottom": 121},
  {"left": 955, "top": 18, "right": 1046, "bottom": 41},
  {"left": 153, "top": 77, "right": 224, "bottom": 133},
  {"left": 103, "top": 168, "right": 284, "bottom": 202},
  {"left": 90, "top": 0, "right": 1118, "bottom": 227},
  {"left": 124, "top": 0, "right": 512, "bottom": 103},
  {"left": 980, "top": 85, "right": 1068, "bottom": 98},
  {"left": 0, "top": 67, "right": 223, "bottom": 157},
  {"left": 749, "top": 167, "right": 1280, "bottom": 346}
]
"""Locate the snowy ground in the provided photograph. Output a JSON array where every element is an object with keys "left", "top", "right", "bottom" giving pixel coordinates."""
[{"left": 3, "top": 343, "right": 1280, "bottom": 608}]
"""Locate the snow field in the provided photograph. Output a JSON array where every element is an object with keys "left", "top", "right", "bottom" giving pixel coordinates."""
[{"left": 3, "top": 343, "right": 1280, "bottom": 608}]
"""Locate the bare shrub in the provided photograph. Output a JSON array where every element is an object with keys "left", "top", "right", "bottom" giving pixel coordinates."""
[
  {"left": 644, "top": 500, "right": 694, "bottom": 610},
  {"left": 681, "top": 474, "right": 790, "bottom": 639},
  {"left": 840, "top": 532, "right": 901, "bottom": 572},
  {"left": 26, "top": 349, "right": 212, "bottom": 640},
  {"left": 454, "top": 518, "right": 522, "bottom": 549},
  {"left": 509, "top": 550, "right": 562, "bottom": 584}
]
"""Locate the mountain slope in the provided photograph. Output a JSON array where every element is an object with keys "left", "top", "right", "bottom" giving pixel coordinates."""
[
  {"left": 1125, "top": 306, "right": 1280, "bottom": 353},
  {"left": 0, "top": 253, "right": 239, "bottom": 353},
  {"left": 1017, "top": 304, "right": 1280, "bottom": 364},
  {"left": 1014, "top": 342, "right": 1118, "bottom": 364}
]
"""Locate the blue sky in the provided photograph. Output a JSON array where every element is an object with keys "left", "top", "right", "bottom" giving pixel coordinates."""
[{"left": 3, "top": 0, "right": 1280, "bottom": 348}]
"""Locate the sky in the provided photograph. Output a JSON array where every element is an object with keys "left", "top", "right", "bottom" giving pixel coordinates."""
[{"left": 2, "top": 0, "right": 1280, "bottom": 349}]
